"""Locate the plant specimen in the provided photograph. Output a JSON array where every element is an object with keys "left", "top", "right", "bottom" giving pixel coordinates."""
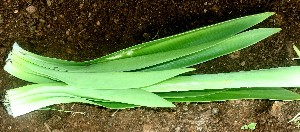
[
  {"left": 241, "top": 122, "right": 257, "bottom": 130},
  {"left": 3, "top": 12, "right": 300, "bottom": 117}
]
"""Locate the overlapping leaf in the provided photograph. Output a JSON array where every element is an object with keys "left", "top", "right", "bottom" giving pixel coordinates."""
[
  {"left": 3, "top": 12, "right": 299, "bottom": 118},
  {"left": 10, "top": 12, "right": 276, "bottom": 72},
  {"left": 143, "top": 66, "right": 300, "bottom": 92}
]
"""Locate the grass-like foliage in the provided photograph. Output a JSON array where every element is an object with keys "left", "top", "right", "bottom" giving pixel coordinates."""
[{"left": 3, "top": 12, "right": 300, "bottom": 117}]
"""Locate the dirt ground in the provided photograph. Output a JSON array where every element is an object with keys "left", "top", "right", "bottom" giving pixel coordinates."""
[{"left": 1, "top": 0, "right": 300, "bottom": 131}]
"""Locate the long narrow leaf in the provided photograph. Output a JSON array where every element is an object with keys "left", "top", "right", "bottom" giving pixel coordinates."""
[
  {"left": 10, "top": 12, "right": 275, "bottom": 69},
  {"left": 91, "top": 12, "right": 275, "bottom": 63},
  {"left": 293, "top": 45, "right": 300, "bottom": 57},
  {"left": 12, "top": 40, "right": 219, "bottom": 72},
  {"left": 11, "top": 42, "right": 87, "bottom": 66},
  {"left": 166, "top": 87, "right": 300, "bottom": 102},
  {"left": 4, "top": 59, "right": 57, "bottom": 83},
  {"left": 5, "top": 83, "right": 174, "bottom": 117},
  {"left": 6, "top": 83, "right": 174, "bottom": 107},
  {"left": 142, "top": 28, "right": 281, "bottom": 71},
  {"left": 8, "top": 54, "right": 194, "bottom": 89},
  {"left": 143, "top": 66, "right": 300, "bottom": 92},
  {"left": 157, "top": 89, "right": 225, "bottom": 98}
]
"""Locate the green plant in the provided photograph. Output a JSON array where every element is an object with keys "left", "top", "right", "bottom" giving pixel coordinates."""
[
  {"left": 293, "top": 45, "right": 300, "bottom": 57},
  {"left": 293, "top": 45, "right": 300, "bottom": 64},
  {"left": 3, "top": 12, "right": 300, "bottom": 117},
  {"left": 289, "top": 45, "right": 300, "bottom": 127},
  {"left": 241, "top": 122, "right": 257, "bottom": 130},
  {"left": 289, "top": 112, "right": 300, "bottom": 128}
]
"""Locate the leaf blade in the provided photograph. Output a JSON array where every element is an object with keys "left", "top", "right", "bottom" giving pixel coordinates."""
[
  {"left": 144, "top": 66, "right": 300, "bottom": 92},
  {"left": 142, "top": 28, "right": 281, "bottom": 71},
  {"left": 91, "top": 12, "right": 275, "bottom": 62},
  {"left": 166, "top": 87, "right": 300, "bottom": 102}
]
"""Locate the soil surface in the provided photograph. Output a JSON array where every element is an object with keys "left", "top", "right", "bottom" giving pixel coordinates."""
[{"left": 1, "top": 0, "right": 300, "bottom": 131}]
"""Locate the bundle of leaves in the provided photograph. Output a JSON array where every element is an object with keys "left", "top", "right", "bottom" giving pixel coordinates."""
[{"left": 3, "top": 12, "right": 300, "bottom": 117}]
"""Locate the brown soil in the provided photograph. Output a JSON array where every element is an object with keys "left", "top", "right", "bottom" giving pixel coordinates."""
[{"left": 1, "top": 0, "right": 300, "bottom": 131}]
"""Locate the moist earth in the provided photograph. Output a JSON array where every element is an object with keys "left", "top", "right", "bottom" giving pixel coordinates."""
[{"left": 1, "top": 0, "right": 300, "bottom": 131}]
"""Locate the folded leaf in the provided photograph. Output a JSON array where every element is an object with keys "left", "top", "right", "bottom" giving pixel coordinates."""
[
  {"left": 92, "top": 12, "right": 276, "bottom": 62},
  {"left": 7, "top": 54, "right": 195, "bottom": 89},
  {"left": 5, "top": 83, "right": 174, "bottom": 117},
  {"left": 142, "top": 28, "right": 281, "bottom": 71},
  {"left": 10, "top": 12, "right": 276, "bottom": 72},
  {"left": 166, "top": 87, "right": 300, "bottom": 102}
]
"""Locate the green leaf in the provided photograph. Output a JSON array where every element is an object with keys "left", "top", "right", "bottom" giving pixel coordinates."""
[
  {"left": 166, "top": 87, "right": 300, "bottom": 102},
  {"left": 11, "top": 41, "right": 213, "bottom": 72},
  {"left": 56, "top": 69, "right": 194, "bottom": 89},
  {"left": 7, "top": 54, "right": 194, "bottom": 89},
  {"left": 10, "top": 12, "right": 276, "bottom": 72},
  {"left": 293, "top": 45, "right": 300, "bottom": 57},
  {"left": 144, "top": 66, "right": 300, "bottom": 92},
  {"left": 7, "top": 83, "right": 174, "bottom": 107},
  {"left": 11, "top": 42, "right": 87, "bottom": 66},
  {"left": 74, "top": 40, "right": 221, "bottom": 72},
  {"left": 142, "top": 28, "right": 281, "bottom": 71},
  {"left": 11, "top": 44, "right": 87, "bottom": 72},
  {"left": 91, "top": 12, "right": 275, "bottom": 63},
  {"left": 4, "top": 59, "right": 57, "bottom": 83},
  {"left": 5, "top": 53, "right": 61, "bottom": 82},
  {"left": 5, "top": 93, "right": 100, "bottom": 117},
  {"left": 4, "top": 12, "right": 292, "bottom": 118},
  {"left": 16, "top": 28, "right": 279, "bottom": 73},
  {"left": 156, "top": 89, "right": 225, "bottom": 98},
  {"left": 241, "top": 123, "right": 257, "bottom": 130},
  {"left": 248, "top": 123, "right": 257, "bottom": 130},
  {"left": 93, "top": 101, "right": 137, "bottom": 109},
  {"left": 5, "top": 83, "right": 174, "bottom": 117}
]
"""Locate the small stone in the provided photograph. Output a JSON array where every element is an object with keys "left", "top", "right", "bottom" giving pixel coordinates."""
[
  {"left": 47, "top": 0, "right": 52, "bottom": 6},
  {"left": 79, "top": 3, "right": 84, "bottom": 9},
  {"left": 66, "top": 30, "right": 70, "bottom": 36},
  {"left": 13, "top": 10, "right": 18, "bottom": 13},
  {"left": 229, "top": 51, "right": 240, "bottom": 59},
  {"left": 26, "top": 6, "right": 36, "bottom": 14},
  {"left": 96, "top": 21, "right": 100, "bottom": 26},
  {"left": 113, "top": 18, "right": 119, "bottom": 24},
  {"left": 241, "top": 61, "right": 246, "bottom": 66},
  {"left": 212, "top": 108, "right": 219, "bottom": 115},
  {"left": 182, "top": 105, "right": 188, "bottom": 111}
]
